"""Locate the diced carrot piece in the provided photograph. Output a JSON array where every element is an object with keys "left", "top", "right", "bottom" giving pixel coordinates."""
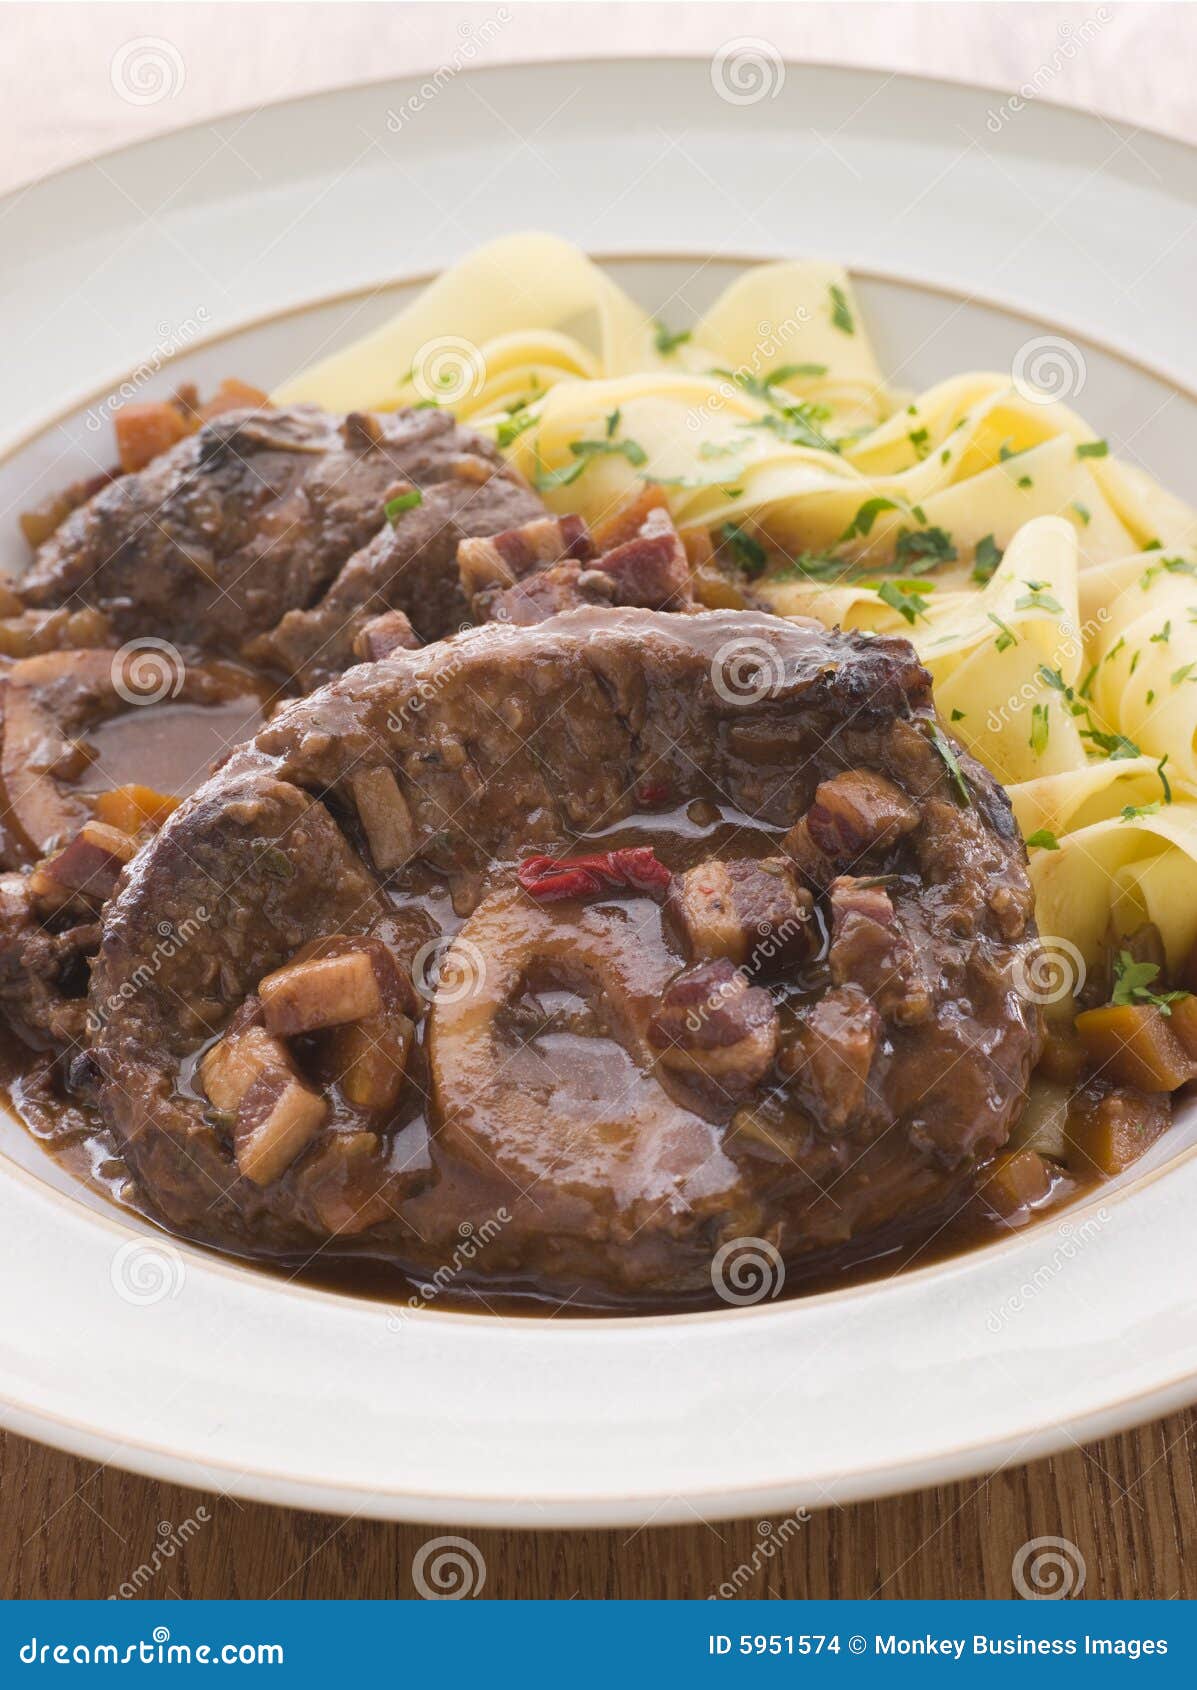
[
  {"left": 985, "top": 1148, "right": 1052, "bottom": 1216},
  {"left": 1037, "top": 1023, "right": 1087, "bottom": 1087},
  {"left": 114, "top": 402, "right": 188, "bottom": 473},
  {"left": 93, "top": 783, "right": 181, "bottom": 834},
  {"left": 1075, "top": 1002, "right": 1195, "bottom": 1092},
  {"left": 1065, "top": 1086, "right": 1171, "bottom": 1177},
  {"left": 1165, "top": 992, "right": 1197, "bottom": 1062},
  {"left": 195, "top": 378, "right": 270, "bottom": 422}
]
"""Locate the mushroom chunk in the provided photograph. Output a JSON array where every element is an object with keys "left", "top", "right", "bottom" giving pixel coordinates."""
[
  {"left": 784, "top": 769, "right": 920, "bottom": 884},
  {"left": 648, "top": 959, "right": 778, "bottom": 1099},
  {"left": 456, "top": 513, "right": 594, "bottom": 597},
  {"left": 347, "top": 766, "right": 415, "bottom": 872},
  {"left": 199, "top": 1000, "right": 328, "bottom": 1187},
  {"left": 669, "top": 856, "right": 814, "bottom": 971}
]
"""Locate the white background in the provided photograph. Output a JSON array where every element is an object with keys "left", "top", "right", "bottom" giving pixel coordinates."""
[{"left": 0, "top": 1, "right": 1192, "bottom": 195}]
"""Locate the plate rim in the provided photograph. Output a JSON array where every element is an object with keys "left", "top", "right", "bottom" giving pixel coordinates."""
[{"left": 2, "top": 58, "right": 1196, "bottom": 1526}]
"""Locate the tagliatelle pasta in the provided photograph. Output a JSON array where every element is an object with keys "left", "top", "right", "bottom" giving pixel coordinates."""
[{"left": 277, "top": 233, "right": 1197, "bottom": 967}]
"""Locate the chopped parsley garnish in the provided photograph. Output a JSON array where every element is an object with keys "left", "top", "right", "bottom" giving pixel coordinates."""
[
  {"left": 698, "top": 440, "right": 740, "bottom": 460},
  {"left": 770, "top": 551, "right": 848, "bottom": 582},
  {"left": 987, "top": 612, "right": 1019, "bottom": 653},
  {"left": 829, "top": 283, "right": 855, "bottom": 334},
  {"left": 384, "top": 488, "right": 423, "bottom": 523},
  {"left": 972, "top": 534, "right": 1003, "bottom": 584},
  {"left": 534, "top": 431, "right": 648, "bottom": 490},
  {"left": 1078, "top": 663, "right": 1098, "bottom": 701},
  {"left": 1120, "top": 801, "right": 1161, "bottom": 823},
  {"left": 877, "top": 578, "right": 934, "bottom": 625},
  {"left": 839, "top": 497, "right": 900, "bottom": 542},
  {"left": 908, "top": 427, "right": 930, "bottom": 459},
  {"left": 950, "top": 708, "right": 966, "bottom": 722},
  {"left": 748, "top": 406, "right": 840, "bottom": 451},
  {"left": 1025, "top": 828, "right": 1060, "bottom": 851},
  {"left": 1017, "top": 474, "right": 1034, "bottom": 489},
  {"left": 1172, "top": 662, "right": 1197, "bottom": 686},
  {"left": 1030, "top": 704, "right": 1050, "bottom": 755},
  {"left": 1076, "top": 439, "right": 1109, "bottom": 460},
  {"left": 1140, "top": 556, "right": 1197, "bottom": 590},
  {"left": 1110, "top": 951, "right": 1187, "bottom": 1015},
  {"left": 1159, "top": 754, "right": 1173, "bottom": 803},
  {"left": 1071, "top": 501, "right": 1091, "bottom": 526},
  {"left": 924, "top": 721, "right": 970, "bottom": 805},
  {"left": 654, "top": 323, "right": 691, "bottom": 355},
  {"left": 1082, "top": 726, "right": 1142, "bottom": 760},
  {"left": 894, "top": 525, "right": 957, "bottom": 571},
  {"left": 496, "top": 407, "right": 537, "bottom": 449},
  {"left": 1015, "top": 581, "right": 1064, "bottom": 614},
  {"left": 1151, "top": 621, "right": 1172, "bottom": 644},
  {"left": 767, "top": 362, "right": 829, "bottom": 382},
  {"left": 717, "top": 522, "right": 768, "bottom": 578}
]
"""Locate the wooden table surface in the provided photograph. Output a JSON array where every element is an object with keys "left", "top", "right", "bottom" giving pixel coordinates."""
[{"left": 3, "top": 1, "right": 1196, "bottom": 1601}]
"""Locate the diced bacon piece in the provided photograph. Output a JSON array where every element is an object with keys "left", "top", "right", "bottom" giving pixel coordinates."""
[
  {"left": 260, "top": 947, "right": 383, "bottom": 1036},
  {"left": 648, "top": 958, "right": 778, "bottom": 1096},
  {"left": 594, "top": 506, "right": 692, "bottom": 609},
  {"left": 827, "top": 876, "right": 932, "bottom": 1025},
  {"left": 114, "top": 402, "right": 188, "bottom": 474},
  {"left": 591, "top": 484, "right": 670, "bottom": 550},
  {"left": 784, "top": 770, "right": 919, "bottom": 881},
  {"left": 669, "top": 856, "right": 814, "bottom": 969},
  {"left": 43, "top": 820, "right": 138, "bottom": 901},
  {"left": 474, "top": 561, "right": 617, "bottom": 626},
  {"left": 457, "top": 514, "right": 594, "bottom": 596},
  {"left": 352, "top": 609, "right": 419, "bottom": 663},
  {"left": 348, "top": 765, "right": 414, "bottom": 871},
  {"left": 778, "top": 984, "right": 879, "bottom": 1131}
]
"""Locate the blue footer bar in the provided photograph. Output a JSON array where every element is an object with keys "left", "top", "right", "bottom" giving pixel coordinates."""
[{"left": 0, "top": 1601, "right": 1193, "bottom": 1684}]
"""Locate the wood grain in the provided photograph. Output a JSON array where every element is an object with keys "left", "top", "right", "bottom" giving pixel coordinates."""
[{"left": 3, "top": 1411, "right": 1196, "bottom": 1599}]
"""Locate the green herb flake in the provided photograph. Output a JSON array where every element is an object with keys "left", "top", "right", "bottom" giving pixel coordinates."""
[
  {"left": 1120, "top": 801, "right": 1162, "bottom": 823},
  {"left": 1025, "top": 828, "right": 1060, "bottom": 851},
  {"left": 950, "top": 708, "right": 966, "bottom": 722},
  {"left": 829, "top": 283, "right": 855, "bottom": 335},
  {"left": 1015, "top": 582, "right": 1064, "bottom": 614},
  {"left": 496, "top": 407, "right": 537, "bottom": 449},
  {"left": 972, "top": 534, "right": 1003, "bottom": 584},
  {"left": 924, "top": 721, "right": 971, "bottom": 805},
  {"left": 1076, "top": 439, "right": 1109, "bottom": 460},
  {"left": 1071, "top": 501, "right": 1092, "bottom": 526},
  {"left": 1159, "top": 754, "right": 1173, "bottom": 803},
  {"left": 895, "top": 526, "right": 957, "bottom": 571},
  {"left": 1110, "top": 950, "right": 1187, "bottom": 1015},
  {"left": 1151, "top": 621, "right": 1172, "bottom": 645},
  {"left": 1082, "top": 726, "right": 1142, "bottom": 761},
  {"left": 384, "top": 488, "right": 423, "bottom": 523},
  {"left": 718, "top": 522, "right": 768, "bottom": 579},
  {"left": 876, "top": 579, "right": 934, "bottom": 625},
  {"left": 987, "top": 612, "right": 1019, "bottom": 653},
  {"left": 1030, "top": 703, "right": 1050, "bottom": 756},
  {"left": 654, "top": 323, "right": 691, "bottom": 355},
  {"left": 839, "top": 497, "right": 900, "bottom": 543}
]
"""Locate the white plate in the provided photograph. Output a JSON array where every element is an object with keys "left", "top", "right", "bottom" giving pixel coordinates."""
[{"left": 2, "top": 61, "right": 1197, "bottom": 1526}]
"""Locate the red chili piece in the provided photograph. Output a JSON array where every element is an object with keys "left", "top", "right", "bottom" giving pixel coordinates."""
[{"left": 517, "top": 847, "right": 673, "bottom": 902}]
